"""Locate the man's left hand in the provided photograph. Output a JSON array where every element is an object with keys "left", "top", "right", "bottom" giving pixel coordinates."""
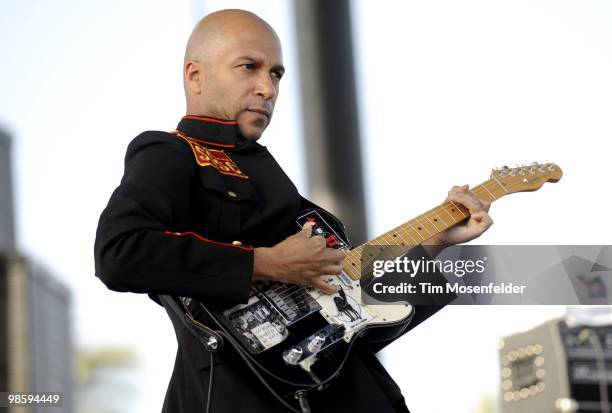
[{"left": 427, "top": 184, "right": 494, "bottom": 247}]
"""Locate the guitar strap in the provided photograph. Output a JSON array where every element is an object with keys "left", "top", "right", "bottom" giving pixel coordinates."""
[
  {"left": 158, "top": 295, "right": 222, "bottom": 413},
  {"left": 158, "top": 294, "right": 309, "bottom": 413}
]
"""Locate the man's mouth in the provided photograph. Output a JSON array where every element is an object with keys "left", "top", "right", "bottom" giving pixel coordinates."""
[{"left": 248, "top": 108, "right": 270, "bottom": 120}]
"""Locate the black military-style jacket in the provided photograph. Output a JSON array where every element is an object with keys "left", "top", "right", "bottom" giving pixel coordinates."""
[{"left": 94, "top": 116, "right": 442, "bottom": 413}]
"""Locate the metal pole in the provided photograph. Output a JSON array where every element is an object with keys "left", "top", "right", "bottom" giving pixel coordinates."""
[{"left": 293, "top": 0, "right": 368, "bottom": 245}]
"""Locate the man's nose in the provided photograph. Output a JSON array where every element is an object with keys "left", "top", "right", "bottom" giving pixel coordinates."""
[{"left": 254, "top": 72, "right": 277, "bottom": 100}]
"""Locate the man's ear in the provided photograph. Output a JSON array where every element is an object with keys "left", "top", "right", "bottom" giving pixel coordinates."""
[{"left": 184, "top": 61, "right": 203, "bottom": 95}]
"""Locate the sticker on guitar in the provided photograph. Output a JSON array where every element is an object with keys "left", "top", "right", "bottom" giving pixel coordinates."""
[
  {"left": 296, "top": 210, "right": 349, "bottom": 250},
  {"left": 331, "top": 288, "right": 373, "bottom": 329}
]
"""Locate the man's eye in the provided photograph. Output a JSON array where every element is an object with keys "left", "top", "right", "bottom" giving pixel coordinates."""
[
  {"left": 241, "top": 63, "right": 255, "bottom": 70},
  {"left": 271, "top": 71, "right": 283, "bottom": 80}
]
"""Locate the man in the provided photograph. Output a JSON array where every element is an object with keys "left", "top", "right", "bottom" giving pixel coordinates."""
[{"left": 94, "top": 9, "right": 493, "bottom": 413}]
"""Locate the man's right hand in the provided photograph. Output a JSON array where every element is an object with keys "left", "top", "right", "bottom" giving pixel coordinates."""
[{"left": 252, "top": 222, "right": 345, "bottom": 294}]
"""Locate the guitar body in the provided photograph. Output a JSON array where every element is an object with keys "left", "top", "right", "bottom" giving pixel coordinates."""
[{"left": 181, "top": 207, "right": 414, "bottom": 396}]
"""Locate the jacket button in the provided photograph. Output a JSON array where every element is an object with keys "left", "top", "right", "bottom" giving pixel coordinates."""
[
  {"left": 232, "top": 240, "right": 242, "bottom": 246},
  {"left": 227, "top": 190, "right": 237, "bottom": 198}
]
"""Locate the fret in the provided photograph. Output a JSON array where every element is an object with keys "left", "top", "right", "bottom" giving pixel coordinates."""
[
  {"left": 377, "top": 236, "right": 391, "bottom": 246},
  {"left": 387, "top": 229, "right": 413, "bottom": 246},
  {"left": 478, "top": 184, "right": 495, "bottom": 201},
  {"left": 423, "top": 214, "right": 441, "bottom": 232},
  {"left": 398, "top": 227, "right": 419, "bottom": 245},
  {"left": 424, "top": 210, "right": 446, "bottom": 230},
  {"left": 438, "top": 203, "right": 458, "bottom": 224},
  {"left": 390, "top": 231, "right": 406, "bottom": 245},
  {"left": 430, "top": 208, "right": 449, "bottom": 227},
  {"left": 406, "top": 221, "right": 427, "bottom": 241},
  {"left": 413, "top": 217, "right": 434, "bottom": 238},
  {"left": 491, "top": 175, "right": 510, "bottom": 194},
  {"left": 345, "top": 245, "right": 361, "bottom": 258},
  {"left": 445, "top": 200, "right": 469, "bottom": 217},
  {"left": 483, "top": 181, "right": 500, "bottom": 200}
]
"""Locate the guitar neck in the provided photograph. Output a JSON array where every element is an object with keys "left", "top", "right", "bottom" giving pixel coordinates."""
[{"left": 342, "top": 178, "right": 508, "bottom": 280}]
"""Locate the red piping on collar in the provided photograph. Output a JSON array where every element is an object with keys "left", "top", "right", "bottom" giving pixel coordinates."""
[
  {"left": 170, "top": 130, "right": 236, "bottom": 149},
  {"left": 182, "top": 115, "right": 238, "bottom": 125}
]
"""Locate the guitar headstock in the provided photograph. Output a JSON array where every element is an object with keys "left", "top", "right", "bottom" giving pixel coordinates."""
[{"left": 491, "top": 162, "right": 562, "bottom": 194}]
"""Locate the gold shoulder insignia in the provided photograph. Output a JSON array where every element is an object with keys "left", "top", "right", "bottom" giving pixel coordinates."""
[{"left": 171, "top": 131, "right": 249, "bottom": 179}]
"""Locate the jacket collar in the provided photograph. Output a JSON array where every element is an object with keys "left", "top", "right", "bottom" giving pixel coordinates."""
[{"left": 176, "top": 115, "right": 244, "bottom": 148}]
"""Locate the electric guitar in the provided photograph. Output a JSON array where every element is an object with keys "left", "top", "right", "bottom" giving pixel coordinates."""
[{"left": 173, "top": 163, "right": 562, "bottom": 403}]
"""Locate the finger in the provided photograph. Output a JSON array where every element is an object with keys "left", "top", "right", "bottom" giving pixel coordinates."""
[
  {"left": 318, "top": 263, "right": 344, "bottom": 275},
  {"left": 310, "top": 276, "right": 340, "bottom": 295},
  {"left": 448, "top": 192, "right": 484, "bottom": 212},
  {"left": 468, "top": 211, "right": 494, "bottom": 233},
  {"left": 321, "top": 248, "right": 347, "bottom": 262},
  {"left": 448, "top": 184, "right": 469, "bottom": 196},
  {"left": 472, "top": 211, "right": 494, "bottom": 227},
  {"left": 299, "top": 222, "right": 315, "bottom": 238},
  {"left": 309, "top": 234, "right": 327, "bottom": 250}
]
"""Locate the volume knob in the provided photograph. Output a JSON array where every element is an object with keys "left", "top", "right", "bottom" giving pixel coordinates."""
[
  {"left": 283, "top": 347, "right": 303, "bottom": 365},
  {"left": 307, "top": 334, "right": 326, "bottom": 353}
]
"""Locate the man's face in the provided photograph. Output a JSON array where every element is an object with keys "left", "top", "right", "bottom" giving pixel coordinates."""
[{"left": 199, "top": 28, "right": 284, "bottom": 140}]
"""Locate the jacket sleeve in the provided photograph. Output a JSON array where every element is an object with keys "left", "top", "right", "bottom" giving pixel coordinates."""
[{"left": 94, "top": 131, "right": 253, "bottom": 306}]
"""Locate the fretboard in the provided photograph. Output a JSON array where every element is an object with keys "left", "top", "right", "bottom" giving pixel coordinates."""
[{"left": 342, "top": 178, "right": 509, "bottom": 280}]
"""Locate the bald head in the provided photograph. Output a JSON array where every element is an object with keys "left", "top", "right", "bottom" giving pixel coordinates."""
[
  {"left": 183, "top": 10, "right": 284, "bottom": 140},
  {"left": 185, "top": 10, "right": 279, "bottom": 64}
]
